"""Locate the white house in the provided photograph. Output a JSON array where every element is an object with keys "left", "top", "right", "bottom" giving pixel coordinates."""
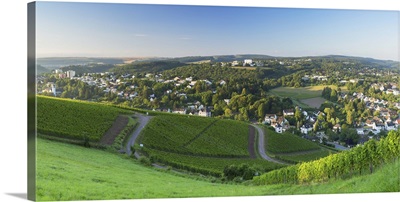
[
  {"left": 333, "top": 124, "right": 341, "bottom": 133},
  {"left": 198, "top": 107, "right": 211, "bottom": 117},
  {"left": 274, "top": 124, "right": 283, "bottom": 133},
  {"left": 356, "top": 128, "right": 365, "bottom": 135},
  {"left": 374, "top": 123, "right": 384, "bottom": 131},
  {"left": 264, "top": 114, "right": 277, "bottom": 124},
  {"left": 173, "top": 108, "right": 186, "bottom": 114},
  {"left": 283, "top": 109, "right": 294, "bottom": 116},
  {"left": 300, "top": 124, "right": 313, "bottom": 134},
  {"left": 385, "top": 122, "right": 396, "bottom": 131}
]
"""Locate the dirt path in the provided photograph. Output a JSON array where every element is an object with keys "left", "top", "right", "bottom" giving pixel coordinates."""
[
  {"left": 252, "top": 124, "right": 290, "bottom": 165},
  {"left": 100, "top": 115, "right": 129, "bottom": 145},
  {"left": 125, "top": 113, "right": 152, "bottom": 156},
  {"left": 248, "top": 126, "right": 256, "bottom": 159}
]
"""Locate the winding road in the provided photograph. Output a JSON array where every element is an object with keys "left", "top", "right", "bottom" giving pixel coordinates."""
[
  {"left": 125, "top": 113, "right": 152, "bottom": 157},
  {"left": 252, "top": 124, "right": 290, "bottom": 165}
]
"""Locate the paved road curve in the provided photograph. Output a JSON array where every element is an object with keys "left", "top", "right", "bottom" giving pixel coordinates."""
[
  {"left": 126, "top": 113, "right": 152, "bottom": 156},
  {"left": 327, "top": 141, "right": 350, "bottom": 151},
  {"left": 252, "top": 124, "right": 290, "bottom": 165}
]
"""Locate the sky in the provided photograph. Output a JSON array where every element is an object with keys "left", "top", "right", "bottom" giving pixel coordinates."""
[{"left": 36, "top": 1, "right": 399, "bottom": 61}]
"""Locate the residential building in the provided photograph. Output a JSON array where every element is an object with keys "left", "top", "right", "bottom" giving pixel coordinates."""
[
  {"left": 283, "top": 109, "right": 294, "bottom": 116},
  {"left": 385, "top": 122, "right": 396, "bottom": 131},
  {"left": 66, "top": 70, "right": 76, "bottom": 78},
  {"left": 300, "top": 124, "right": 313, "bottom": 134},
  {"left": 274, "top": 124, "right": 283, "bottom": 133},
  {"left": 199, "top": 107, "right": 211, "bottom": 117},
  {"left": 333, "top": 124, "right": 341, "bottom": 133},
  {"left": 264, "top": 114, "right": 277, "bottom": 124},
  {"left": 173, "top": 108, "right": 186, "bottom": 114}
]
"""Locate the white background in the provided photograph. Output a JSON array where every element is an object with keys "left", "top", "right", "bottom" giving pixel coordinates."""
[{"left": 0, "top": 0, "right": 399, "bottom": 202}]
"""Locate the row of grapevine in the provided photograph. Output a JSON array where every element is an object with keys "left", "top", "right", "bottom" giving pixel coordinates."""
[
  {"left": 144, "top": 148, "right": 284, "bottom": 177},
  {"left": 253, "top": 130, "right": 400, "bottom": 185},
  {"left": 37, "top": 96, "right": 132, "bottom": 141},
  {"left": 275, "top": 150, "right": 334, "bottom": 163}
]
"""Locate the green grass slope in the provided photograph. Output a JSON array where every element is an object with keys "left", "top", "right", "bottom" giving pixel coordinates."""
[{"left": 37, "top": 138, "right": 399, "bottom": 201}]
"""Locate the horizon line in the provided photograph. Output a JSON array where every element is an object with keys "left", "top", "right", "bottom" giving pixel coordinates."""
[{"left": 36, "top": 54, "right": 400, "bottom": 62}]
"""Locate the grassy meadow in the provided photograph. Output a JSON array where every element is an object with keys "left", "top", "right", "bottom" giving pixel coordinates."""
[
  {"left": 269, "top": 85, "right": 346, "bottom": 100},
  {"left": 269, "top": 85, "right": 347, "bottom": 108},
  {"left": 36, "top": 138, "right": 399, "bottom": 201}
]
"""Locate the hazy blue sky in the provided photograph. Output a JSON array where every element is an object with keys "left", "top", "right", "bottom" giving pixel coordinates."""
[{"left": 36, "top": 2, "right": 399, "bottom": 61}]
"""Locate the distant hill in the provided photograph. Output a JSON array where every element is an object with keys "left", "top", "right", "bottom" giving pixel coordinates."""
[
  {"left": 312, "top": 55, "right": 399, "bottom": 69},
  {"left": 37, "top": 55, "right": 399, "bottom": 76},
  {"left": 110, "top": 60, "right": 186, "bottom": 74},
  {"left": 60, "top": 64, "right": 115, "bottom": 75},
  {"left": 37, "top": 57, "right": 126, "bottom": 69},
  {"left": 168, "top": 54, "right": 276, "bottom": 63},
  {"left": 36, "top": 64, "right": 51, "bottom": 74}
]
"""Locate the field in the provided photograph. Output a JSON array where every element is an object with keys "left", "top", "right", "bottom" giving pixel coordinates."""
[
  {"left": 300, "top": 97, "right": 327, "bottom": 109},
  {"left": 270, "top": 85, "right": 346, "bottom": 100},
  {"left": 231, "top": 66, "right": 256, "bottom": 70},
  {"left": 269, "top": 85, "right": 347, "bottom": 108},
  {"left": 37, "top": 96, "right": 133, "bottom": 141},
  {"left": 36, "top": 138, "right": 400, "bottom": 200}
]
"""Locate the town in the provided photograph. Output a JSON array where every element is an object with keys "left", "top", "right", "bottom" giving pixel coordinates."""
[{"left": 37, "top": 56, "right": 400, "bottom": 148}]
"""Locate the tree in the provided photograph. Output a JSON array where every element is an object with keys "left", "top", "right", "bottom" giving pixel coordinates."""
[
  {"left": 241, "top": 88, "right": 248, "bottom": 95},
  {"left": 257, "top": 104, "right": 266, "bottom": 121},
  {"left": 294, "top": 107, "right": 303, "bottom": 123},
  {"left": 313, "top": 120, "right": 320, "bottom": 132},
  {"left": 346, "top": 110, "right": 356, "bottom": 125},
  {"left": 330, "top": 89, "right": 338, "bottom": 102},
  {"left": 224, "top": 108, "right": 232, "bottom": 118}
]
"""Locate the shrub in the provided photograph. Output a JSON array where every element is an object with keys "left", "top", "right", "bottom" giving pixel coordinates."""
[{"left": 138, "top": 156, "right": 152, "bottom": 166}]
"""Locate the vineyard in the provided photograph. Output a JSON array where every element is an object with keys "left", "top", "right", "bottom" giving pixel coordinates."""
[
  {"left": 135, "top": 114, "right": 283, "bottom": 175},
  {"left": 138, "top": 115, "right": 216, "bottom": 154},
  {"left": 138, "top": 115, "right": 250, "bottom": 157},
  {"left": 144, "top": 148, "right": 284, "bottom": 177},
  {"left": 253, "top": 130, "right": 400, "bottom": 185},
  {"left": 185, "top": 119, "right": 249, "bottom": 157},
  {"left": 37, "top": 96, "right": 132, "bottom": 141},
  {"left": 264, "top": 128, "right": 321, "bottom": 153},
  {"left": 276, "top": 150, "right": 334, "bottom": 163}
]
